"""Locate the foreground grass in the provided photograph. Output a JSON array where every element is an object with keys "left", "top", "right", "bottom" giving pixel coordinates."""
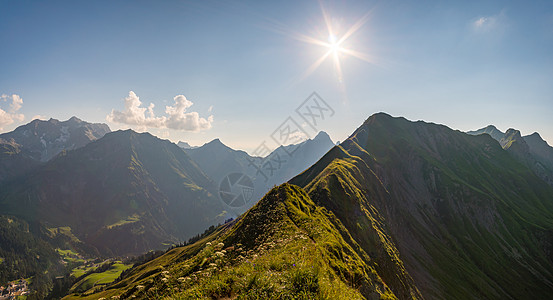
[{"left": 65, "top": 184, "right": 396, "bottom": 299}]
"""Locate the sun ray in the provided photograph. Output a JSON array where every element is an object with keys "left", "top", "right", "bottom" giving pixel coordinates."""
[
  {"left": 332, "top": 51, "right": 344, "bottom": 82},
  {"left": 338, "top": 48, "right": 375, "bottom": 64},
  {"left": 265, "top": 2, "right": 375, "bottom": 86},
  {"left": 299, "top": 49, "right": 334, "bottom": 82},
  {"left": 319, "top": 0, "right": 335, "bottom": 38},
  {"left": 336, "top": 9, "right": 374, "bottom": 45}
]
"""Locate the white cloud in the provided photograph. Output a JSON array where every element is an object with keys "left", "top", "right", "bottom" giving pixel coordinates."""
[
  {"left": 164, "top": 95, "right": 213, "bottom": 131},
  {"left": 107, "top": 91, "right": 213, "bottom": 132},
  {"left": 0, "top": 94, "right": 25, "bottom": 130},
  {"left": 474, "top": 17, "right": 489, "bottom": 28},
  {"left": 106, "top": 91, "right": 165, "bottom": 130},
  {"left": 472, "top": 15, "right": 498, "bottom": 31},
  {"left": 31, "top": 115, "right": 47, "bottom": 121},
  {"left": 208, "top": 105, "right": 214, "bottom": 113},
  {"left": 472, "top": 11, "right": 505, "bottom": 32}
]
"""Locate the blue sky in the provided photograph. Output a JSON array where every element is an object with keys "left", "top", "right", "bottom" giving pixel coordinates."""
[{"left": 1, "top": 0, "right": 552, "bottom": 152}]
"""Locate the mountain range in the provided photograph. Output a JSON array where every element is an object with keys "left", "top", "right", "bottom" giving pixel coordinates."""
[
  {"left": 69, "top": 113, "right": 553, "bottom": 299},
  {"left": 0, "top": 116, "right": 110, "bottom": 162},
  {"left": 0, "top": 117, "right": 335, "bottom": 259},
  {"left": 468, "top": 125, "right": 553, "bottom": 186},
  {"left": 184, "top": 131, "right": 335, "bottom": 214},
  {"left": 0, "top": 129, "right": 228, "bottom": 256},
  {"left": 0, "top": 117, "right": 110, "bottom": 184}
]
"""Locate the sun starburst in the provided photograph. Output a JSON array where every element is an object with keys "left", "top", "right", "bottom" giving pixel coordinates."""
[{"left": 294, "top": 3, "right": 375, "bottom": 83}]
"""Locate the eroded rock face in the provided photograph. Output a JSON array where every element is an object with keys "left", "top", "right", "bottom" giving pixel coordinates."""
[{"left": 0, "top": 116, "right": 111, "bottom": 162}]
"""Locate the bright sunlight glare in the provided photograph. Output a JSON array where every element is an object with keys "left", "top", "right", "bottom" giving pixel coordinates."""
[{"left": 285, "top": 3, "right": 377, "bottom": 84}]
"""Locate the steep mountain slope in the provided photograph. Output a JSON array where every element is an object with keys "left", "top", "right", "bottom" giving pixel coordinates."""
[
  {"left": 64, "top": 184, "right": 410, "bottom": 300},
  {"left": 265, "top": 131, "right": 335, "bottom": 187},
  {"left": 468, "top": 125, "right": 553, "bottom": 186},
  {"left": 0, "top": 139, "right": 40, "bottom": 182},
  {"left": 525, "top": 132, "right": 553, "bottom": 170},
  {"left": 0, "top": 215, "right": 66, "bottom": 298},
  {"left": 0, "top": 130, "right": 227, "bottom": 256},
  {"left": 184, "top": 132, "right": 334, "bottom": 213},
  {"left": 292, "top": 113, "right": 553, "bottom": 299},
  {"left": 0, "top": 116, "right": 110, "bottom": 162},
  {"left": 185, "top": 138, "right": 261, "bottom": 184}
]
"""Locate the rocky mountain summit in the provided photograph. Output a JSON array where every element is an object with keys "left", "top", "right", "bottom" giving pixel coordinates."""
[{"left": 0, "top": 116, "right": 110, "bottom": 162}]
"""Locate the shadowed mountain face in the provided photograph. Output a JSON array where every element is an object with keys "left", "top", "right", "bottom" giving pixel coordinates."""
[
  {"left": 525, "top": 132, "right": 553, "bottom": 169},
  {"left": 0, "top": 117, "right": 110, "bottom": 162},
  {"left": 76, "top": 113, "right": 553, "bottom": 299},
  {"left": 267, "top": 131, "right": 335, "bottom": 186},
  {"left": 185, "top": 138, "right": 260, "bottom": 184},
  {"left": 0, "top": 140, "right": 40, "bottom": 183},
  {"left": 0, "top": 130, "right": 227, "bottom": 256},
  {"left": 184, "top": 132, "right": 334, "bottom": 214},
  {"left": 292, "top": 113, "right": 553, "bottom": 299},
  {"left": 468, "top": 125, "right": 553, "bottom": 186}
]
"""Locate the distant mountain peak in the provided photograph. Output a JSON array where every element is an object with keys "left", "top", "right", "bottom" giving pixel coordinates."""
[
  {"left": 505, "top": 128, "right": 521, "bottom": 135},
  {"left": 313, "top": 131, "right": 331, "bottom": 141},
  {"left": 67, "top": 116, "right": 83, "bottom": 123},
  {"left": 177, "top": 141, "right": 193, "bottom": 149},
  {"left": 467, "top": 125, "right": 505, "bottom": 141},
  {"left": 0, "top": 117, "right": 111, "bottom": 162},
  {"left": 365, "top": 112, "right": 394, "bottom": 123},
  {"left": 371, "top": 112, "right": 394, "bottom": 118},
  {"left": 526, "top": 132, "right": 543, "bottom": 140},
  {"left": 501, "top": 128, "right": 525, "bottom": 148},
  {"left": 204, "top": 138, "right": 229, "bottom": 149},
  {"left": 503, "top": 128, "right": 523, "bottom": 140}
]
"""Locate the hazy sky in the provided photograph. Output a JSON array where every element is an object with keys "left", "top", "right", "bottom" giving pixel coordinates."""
[{"left": 1, "top": 0, "right": 552, "bottom": 153}]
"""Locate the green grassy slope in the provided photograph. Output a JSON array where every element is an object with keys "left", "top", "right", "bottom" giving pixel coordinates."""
[
  {"left": 64, "top": 184, "right": 407, "bottom": 299},
  {"left": 292, "top": 113, "right": 553, "bottom": 299},
  {"left": 69, "top": 262, "right": 132, "bottom": 294}
]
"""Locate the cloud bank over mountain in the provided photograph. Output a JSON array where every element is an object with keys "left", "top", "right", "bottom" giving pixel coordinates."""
[{"left": 107, "top": 91, "right": 213, "bottom": 132}]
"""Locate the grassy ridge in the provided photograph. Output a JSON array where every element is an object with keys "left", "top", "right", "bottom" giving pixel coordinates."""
[
  {"left": 64, "top": 184, "right": 400, "bottom": 299},
  {"left": 292, "top": 113, "right": 553, "bottom": 299}
]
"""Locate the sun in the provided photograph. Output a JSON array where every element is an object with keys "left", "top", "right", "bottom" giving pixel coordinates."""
[
  {"left": 327, "top": 34, "right": 340, "bottom": 53},
  {"left": 289, "top": 4, "right": 375, "bottom": 83}
]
